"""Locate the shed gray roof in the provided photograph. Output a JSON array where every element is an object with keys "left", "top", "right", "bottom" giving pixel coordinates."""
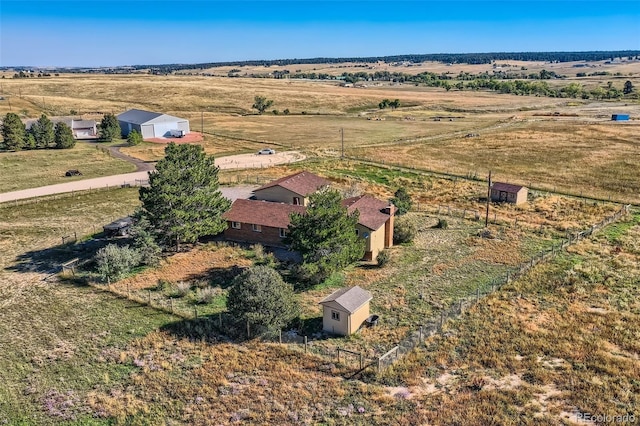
[
  {"left": 117, "top": 109, "right": 187, "bottom": 125},
  {"left": 319, "top": 286, "right": 372, "bottom": 314}
]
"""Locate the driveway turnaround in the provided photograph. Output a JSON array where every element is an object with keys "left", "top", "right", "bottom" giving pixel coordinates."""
[{"left": 0, "top": 151, "right": 305, "bottom": 203}]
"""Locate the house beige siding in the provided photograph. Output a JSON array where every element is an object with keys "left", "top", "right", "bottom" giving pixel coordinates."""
[
  {"left": 491, "top": 188, "right": 528, "bottom": 205},
  {"left": 357, "top": 224, "right": 385, "bottom": 261},
  {"left": 321, "top": 301, "right": 370, "bottom": 335},
  {"left": 254, "top": 187, "right": 306, "bottom": 205}
]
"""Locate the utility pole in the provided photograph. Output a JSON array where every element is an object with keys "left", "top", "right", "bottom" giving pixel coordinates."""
[
  {"left": 485, "top": 170, "right": 492, "bottom": 227},
  {"left": 340, "top": 128, "right": 344, "bottom": 159}
]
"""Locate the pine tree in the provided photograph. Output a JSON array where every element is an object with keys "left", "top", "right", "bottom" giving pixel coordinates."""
[
  {"left": 99, "top": 113, "right": 120, "bottom": 141},
  {"left": 139, "top": 143, "right": 231, "bottom": 251},
  {"left": 54, "top": 122, "right": 76, "bottom": 149},
  {"left": 285, "top": 188, "right": 364, "bottom": 284},
  {"left": 30, "top": 114, "right": 54, "bottom": 148},
  {"left": 391, "top": 187, "right": 413, "bottom": 215},
  {"left": 127, "top": 129, "right": 143, "bottom": 146},
  {"left": 1, "top": 112, "right": 26, "bottom": 151}
]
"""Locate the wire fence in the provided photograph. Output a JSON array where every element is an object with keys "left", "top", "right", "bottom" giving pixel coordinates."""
[{"left": 57, "top": 200, "right": 631, "bottom": 376}]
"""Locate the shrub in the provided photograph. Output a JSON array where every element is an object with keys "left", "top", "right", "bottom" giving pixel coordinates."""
[
  {"left": 227, "top": 266, "right": 299, "bottom": 337},
  {"left": 192, "top": 287, "right": 220, "bottom": 304},
  {"left": 95, "top": 244, "right": 141, "bottom": 283},
  {"left": 394, "top": 216, "right": 417, "bottom": 244},
  {"left": 174, "top": 281, "right": 192, "bottom": 297},
  {"left": 376, "top": 249, "right": 390, "bottom": 267},
  {"left": 434, "top": 218, "right": 449, "bottom": 229}
]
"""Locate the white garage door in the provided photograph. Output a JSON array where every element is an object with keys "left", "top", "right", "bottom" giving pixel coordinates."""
[{"left": 152, "top": 122, "right": 177, "bottom": 138}]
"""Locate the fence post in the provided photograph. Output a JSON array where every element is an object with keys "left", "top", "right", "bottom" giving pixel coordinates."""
[
  {"left": 148, "top": 290, "right": 151, "bottom": 305},
  {"left": 170, "top": 298, "right": 173, "bottom": 314},
  {"left": 360, "top": 353, "right": 364, "bottom": 370},
  {"left": 247, "top": 320, "right": 250, "bottom": 339},
  {"left": 304, "top": 336, "right": 308, "bottom": 353},
  {"left": 337, "top": 347, "right": 341, "bottom": 363},
  {"left": 193, "top": 306, "right": 198, "bottom": 319},
  {"left": 419, "top": 326, "right": 423, "bottom": 341},
  {"left": 279, "top": 329, "right": 282, "bottom": 344},
  {"left": 127, "top": 282, "right": 130, "bottom": 298},
  {"left": 219, "top": 313, "right": 222, "bottom": 328},
  {"left": 476, "top": 287, "right": 480, "bottom": 302}
]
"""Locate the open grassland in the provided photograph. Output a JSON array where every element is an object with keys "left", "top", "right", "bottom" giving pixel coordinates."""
[
  {"left": 0, "top": 142, "right": 135, "bottom": 192},
  {"left": 381, "top": 211, "right": 640, "bottom": 425},
  {"left": 2, "top": 71, "right": 640, "bottom": 203}
]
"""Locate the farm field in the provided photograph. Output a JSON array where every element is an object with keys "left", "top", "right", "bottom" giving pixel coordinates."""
[
  {"left": 0, "top": 142, "right": 135, "bottom": 192},
  {"left": 2, "top": 67, "right": 639, "bottom": 203}
]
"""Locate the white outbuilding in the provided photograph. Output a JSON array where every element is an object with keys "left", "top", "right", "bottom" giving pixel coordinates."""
[{"left": 117, "top": 109, "right": 190, "bottom": 139}]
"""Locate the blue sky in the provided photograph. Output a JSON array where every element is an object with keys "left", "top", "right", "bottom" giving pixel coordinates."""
[{"left": 1, "top": 1, "right": 639, "bottom": 67}]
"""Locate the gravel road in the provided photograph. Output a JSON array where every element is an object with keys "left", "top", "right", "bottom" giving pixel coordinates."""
[{"left": 0, "top": 151, "right": 305, "bottom": 203}]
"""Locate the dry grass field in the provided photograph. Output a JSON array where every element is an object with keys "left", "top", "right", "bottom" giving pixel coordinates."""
[
  {"left": 1, "top": 60, "right": 639, "bottom": 424},
  {"left": 2, "top": 65, "right": 638, "bottom": 202}
]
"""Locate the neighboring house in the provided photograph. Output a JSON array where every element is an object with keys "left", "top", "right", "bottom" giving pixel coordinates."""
[
  {"left": 70, "top": 119, "right": 97, "bottom": 139},
  {"left": 253, "top": 171, "right": 330, "bottom": 206},
  {"left": 319, "top": 286, "right": 372, "bottom": 335},
  {"left": 343, "top": 195, "right": 396, "bottom": 261},
  {"left": 222, "top": 199, "right": 305, "bottom": 247},
  {"left": 117, "top": 109, "right": 190, "bottom": 139},
  {"left": 24, "top": 117, "right": 98, "bottom": 139},
  {"left": 490, "top": 182, "right": 528, "bottom": 205}
]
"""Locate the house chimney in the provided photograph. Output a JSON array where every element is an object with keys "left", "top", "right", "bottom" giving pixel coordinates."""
[{"left": 384, "top": 202, "right": 395, "bottom": 248}]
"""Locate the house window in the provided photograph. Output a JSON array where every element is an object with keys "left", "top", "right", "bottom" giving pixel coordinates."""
[
  {"left": 231, "top": 222, "right": 241, "bottom": 229},
  {"left": 293, "top": 197, "right": 301, "bottom": 205},
  {"left": 331, "top": 311, "right": 340, "bottom": 321},
  {"left": 252, "top": 224, "right": 262, "bottom": 232},
  {"left": 279, "top": 228, "right": 287, "bottom": 238},
  {"left": 355, "top": 229, "right": 360, "bottom": 236}
]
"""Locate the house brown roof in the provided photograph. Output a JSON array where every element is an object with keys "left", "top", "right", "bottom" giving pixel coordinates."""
[
  {"left": 492, "top": 182, "right": 526, "bottom": 193},
  {"left": 255, "top": 171, "right": 330, "bottom": 197},
  {"left": 319, "top": 286, "right": 372, "bottom": 313},
  {"left": 223, "top": 199, "right": 306, "bottom": 228},
  {"left": 343, "top": 195, "right": 396, "bottom": 230}
]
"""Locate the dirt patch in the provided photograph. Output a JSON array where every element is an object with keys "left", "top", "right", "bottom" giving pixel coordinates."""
[{"left": 116, "top": 245, "right": 252, "bottom": 292}]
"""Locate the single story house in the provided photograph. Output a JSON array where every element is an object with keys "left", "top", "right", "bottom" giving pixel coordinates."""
[
  {"left": 319, "top": 286, "right": 372, "bottom": 335},
  {"left": 253, "top": 171, "right": 330, "bottom": 206},
  {"left": 117, "top": 109, "right": 190, "bottom": 139},
  {"left": 24, "top": 117, "right": 97, "bottom": 139},
  {"left": 222, "top": 199, "right": 306, "bottom": 247},
  {"left": 490, "top": 182, "right": 528, "bottom": 205},
  {"left": 343, "top": 195, "right": 396, "bottom": 261}
]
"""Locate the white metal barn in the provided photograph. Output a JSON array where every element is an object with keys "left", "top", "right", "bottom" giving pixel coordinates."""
[{"left": 117, "top": 109, "right": 190, "bottom": 139}]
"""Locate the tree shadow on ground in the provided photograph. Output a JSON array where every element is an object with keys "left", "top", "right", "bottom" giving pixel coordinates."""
[
  {"left": 183, "top": 265, "right": 247, "bottom": 289},
  {"left": 4, "top": 234, "right": 118, "bottom": 275}
]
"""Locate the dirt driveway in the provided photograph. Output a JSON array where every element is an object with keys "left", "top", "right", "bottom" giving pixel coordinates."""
[{"left": 0, "top": 151, "right": 305, "bottom": 203}]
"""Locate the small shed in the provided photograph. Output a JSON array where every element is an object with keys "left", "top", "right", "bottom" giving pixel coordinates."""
[
  {"left": 611, "top": 114, "right": 630, "bottom": 121},
  {"left": 319, "top": 286, "right": 372, "bottom": 336},
  {"left": 103, "top": 216, "right": 133, "bottom": 237},
  {"left": 491, "top": 182, "right": 528, "bottom": 205}
]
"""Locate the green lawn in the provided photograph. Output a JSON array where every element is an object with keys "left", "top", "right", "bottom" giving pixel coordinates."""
[{"left": 0, "top": 142, "right": 135, "bottom": 193}]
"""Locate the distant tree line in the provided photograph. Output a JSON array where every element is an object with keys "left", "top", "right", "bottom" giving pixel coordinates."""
[{"left": 30, "top": 50, "right": 639, "bottom": 75}]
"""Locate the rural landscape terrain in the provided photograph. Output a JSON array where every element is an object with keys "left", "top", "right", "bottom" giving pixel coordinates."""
[{"left": 1, "top": 53, "right": 639, "bottom": 424}]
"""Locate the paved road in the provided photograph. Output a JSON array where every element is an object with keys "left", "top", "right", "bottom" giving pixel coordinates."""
[{"left": 0, "top": 151, "right": 305, "bottom": 203}]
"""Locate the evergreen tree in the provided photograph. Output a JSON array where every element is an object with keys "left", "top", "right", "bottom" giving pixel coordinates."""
[
  {"left": 139, "top": 143, "right": 231, "bottom": 251},
  {"left": 127, "top": 129, "right": 143, "bottom": 146},
  {"left": 99, "top": 113, "right": 120, "bottom": 141},
  {"left": 391, "top": 187, "right": 413, "bottom": 215},
  {"left": 285, "top": 188, "right": 364, "bottom": 284},
  {"left": 227, "top": 266, "right": 299, "bottom": 337},
  {"left": 1, "top": 112, "right": 26, "bottom": 151},
  {"left": 30, "top": 114, "right": 54, "bottom": 148},
  {"left": 54, "top": 122, "right": 75, "bottom": 149},
  {"left": 623, "top": 80, "right": 634, "bottom": 95}
]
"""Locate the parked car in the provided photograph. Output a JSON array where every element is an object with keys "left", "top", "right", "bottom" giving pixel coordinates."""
[{"left": 257, "top": 148, "right": 275, "bottom": 155}]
